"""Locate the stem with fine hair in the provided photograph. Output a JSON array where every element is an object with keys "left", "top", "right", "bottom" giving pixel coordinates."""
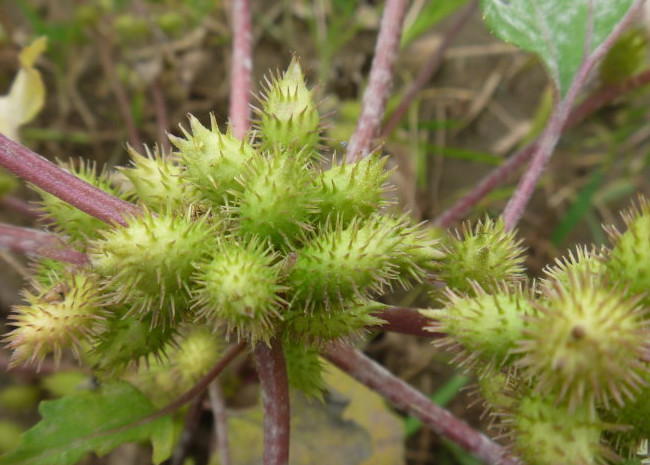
[
  {"left": 253, "top": 338, "right": 290, "bottom": 465},
  {"left": 229, "top": 0, "right": 253, "bottom": 140},
  {"left": 0, "top": 133, "right": 140, "bottom": 226},
  {"left": 345, "top": 0, "right": 409, "bottom": 162},
  {"left": 325, "top": 343, "right": 522, "bottom": 465},
  {"left": 0, "top": 223, "right": 89, "bottom": 265},
  {"left": 372, "top": 306, "right": 443, "bottom": 338}
]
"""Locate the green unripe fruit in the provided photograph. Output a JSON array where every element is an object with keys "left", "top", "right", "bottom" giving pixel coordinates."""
[
  {"left": 607, "top": 197, "right": 650, "bottom": 301},
  {"left": 316, "top": 153, "right": 393, "bottom": 225},
  {"left": 193, "top": 239, "right": 286, "bottom": 343},
  {"left": 541, "top": 245, "right": 606, "bottom": 294},
  {"left": 287, "top": 215, "right": 407, "bottom": 311},
  {"left": 282, "top": 300, "right": 384, "bottom": 345},
  {"left": 235, "top": 153, "right": 317, "bottom": 248},
  {"left": 426, "top": 283, "right": 536, "bottom": 376},
  {"left": 36, "top": 160, "right": 124, "bottom": 243},
  {"left": 516, "top": 271, "right": 649, "bottom": 415},
  {"left": 170, "top": 114, "right": 256, "bottom": 206},
  {"left": 171, "top": 325, "right": 223, "bottom": 385},
  {"left": 257, "top": 58, "right": 320, "bottom": 152},
  {"left": 119, "top": 144, "right": 191, "bottom": 212},
  {"left": 283, "top": 341, "right": 325, "bottom": 400},
  {"left": 439, "top": 216, "right": 526, "bottom": 294},
  {"left": 90, "top": 209, "right": 219, "bottom": 325},
  {"left": 4, "top": 271, "right": 106, "bottom": 368},
  {"left": 90, "top": 310, "right": 176, "bottom": 377},
  {"left": 512, "top": 394, "right": 605, "bottom": 465}
]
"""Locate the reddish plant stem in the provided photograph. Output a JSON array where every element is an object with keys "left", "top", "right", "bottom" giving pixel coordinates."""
[
  {"left": 171, "top": 392, "right": 206, "bottom": 465},
  {"left": 381, "top": 0, "right": 478, "bottom": 138},
  {"left": 253, "top": 338, "right": 290, "bottom": 465},
  {"left": 346, "top": 0, "right": 409, "bottom": 162},
  {"left": 1, "top": 195, "right": 39, "bottom": 218},
  {"left": 209, "top": 380, "right": 231, "bottom": 465},
  {"left": 372, "top": 306, "right": 443, "bottom": 338},
  {"left": 325, "top": 343, "right": 522, "bottom": 465},
  {"left": 0, "top": 223, "right": 89, "bottom": 265},
  {"left": 434, "top": 66, "right": 650, "bottom": 229},
  {"left": 0, "top": 133, "right": 140, "bottom": 226},
  {"left": 502, "top": 0, "right": 645, "bottom": 230},
  {"left": 229, "top": 0, "right": 253, "bottom": 140}
]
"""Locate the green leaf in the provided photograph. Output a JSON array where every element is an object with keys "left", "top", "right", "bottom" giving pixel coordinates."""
[
  {"left": 0, "top": 381, "right": 174, "bottom": 465},
  {"left": 481, "top": 0, "right": 635, "bottom": 97},
  {"left": 401, "top": 0, "right": 471, "bottom": 48}
]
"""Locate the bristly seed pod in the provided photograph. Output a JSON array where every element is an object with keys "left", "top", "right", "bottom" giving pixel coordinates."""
[
  {"left": 255, "top": 57, "right": 321, "bottom": 153},
  {"left": 192, "top": 239, "right": 286, "bottom": 343},
  {"left": 169, "top": 114, "right": 256, "bottom": 206},
  {"left": 89, "top": 208, "right": 219, "bottom": 326},
  {"left": 4, "top": 271, "right": 106, "bottom": 368},
  {"left": 515, "top": 270, "right": 650, "bottom": 417}
]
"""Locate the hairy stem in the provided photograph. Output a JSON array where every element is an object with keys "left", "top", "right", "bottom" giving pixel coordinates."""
[
  {"left": 0, "top": 223, "right": 88, "bottom": 265},
  {"left": 372, "top": 306, "right": 442, "bottom": 338},
  {"left": 502, "top": 0, "right": 646, "bottom": 230},
  {"left": 1, "top": 195, "right": 39, "bottom": 218},
  {"left": 346, "top": 0, "right": 409, "bottom": 162},
  {"left": 381, "top": 0, "right": 478, "bottom": 138},
  {"left": 0, "top": 133, "right": 140, "bottom": 226},
  {"left": 433, "top": 66, "right": 650, "bottom": 229},
  {"left": 325, "top": 343, "right": 522, "bottom": 465},
  {"left": 253, "top": 337, "right": 290, "bottom": 465},
  {"left": 209, "top": 380, "right": 231, "bottom": 465},
  {"left": 229, "top": 0, "right": 253, "bottom": 140}
]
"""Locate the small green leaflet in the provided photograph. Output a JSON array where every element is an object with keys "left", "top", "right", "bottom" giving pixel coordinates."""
[
  {"left": 481, "top": 0, "right": 635, "bottom": 97},
  {"left": 0, "top": 381, "right": 173, "bottom": 465}
]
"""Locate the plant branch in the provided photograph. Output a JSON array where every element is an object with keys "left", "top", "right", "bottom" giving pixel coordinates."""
[
  {"left": 1, "top": 195, "right": 39, "bottom": 218},
  {"left": 345, "top": 0, "right": 409, "bottom": 162},
  {"left": 253, "top": 337, "right": 290, "bottom": 465},
  {"left": 324, "top": 343, "right": 522, "bottom": 465},
  {"left": 0, "top": 223, "right": 89, "bottom": 265},
  {"left": 502, "top": 0, "right": 646, "bottom": 230},
  {"left": 0, "top": 133, "right": 140, "bottom": 226},
  {"left": 381, "top": 0, "right": 478, "bottom": 138},
  {"left": 372, "top": 306, "right": 442, "bottom": 338},
  {"left": 229, "top": 0, "right": 253, "bottom": 140},
  {"left": 434, "top": 65, "right": 650, "bottom": 229},
  {"left": 209, "top": 380, "right": 231, "bottom": 465},
  {"left": 151, "top": 77, "right": 171, "bottom": 153}
]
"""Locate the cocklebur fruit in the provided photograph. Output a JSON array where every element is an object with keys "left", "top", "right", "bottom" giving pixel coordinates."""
[
  {"left": 192, "top": 239, "right": 286, "bottom": 343},
  {"left": 316, "top": 153, "right": 394, "bottom": 225},
  {"left": 606, "top": 196, "right": 650, "bottom": 302},
  {"left": 540, "top": 245, "right": 606, "bottom": 294},
  {"left": 119, "top": 144, "right": 191, "bottom": 211},
  {"left": 256, "top": 58, "right": 320, "bottom": 153},
  {"left": 283, "top": 340, "right": 325, "bottom": 399},
  {"left": 171, "top": 325, "right": 224, "bottom": 385},
  {"left": 508, "top": 394, "right": 607, "bottom": 465},
  {"left": 35, "top": 159, "right": 124, "bottom": 243},
  {"left": 438, "top": 216, "right": 526, "bottom": 295},
  {"left": 282, "top": 300, "right": 384, "bottom": 345},
  {"left": 425, "top": 282, "right": 536, "bottom": 377},
  {"left": 89, "top": 309, "right": 177, "bottom": 377},
  {"left": 4, "top": 271, "right": 106, "bottom": 368},
  {"left": 287, "top": 215, "right": 407, "bottom": 311},
  {"left": 235, "top": 153, "right": 318, "bottom": 248},
  {"left": 515, "top": 270, "right": 649, "bottom": 415},
  {"left": 169, "top": 114, "right": 256, "bottom": 206},
  {"left": 89, "top": 208, "right": 219, "bottom": 326}
]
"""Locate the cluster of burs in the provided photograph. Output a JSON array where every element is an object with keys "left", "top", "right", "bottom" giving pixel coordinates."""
[
  {"left": 432, "top": 205, "right": 650, "bottom": 464},
  {"left": 4, "top": 59, "right": 441, "bottom": 401}
]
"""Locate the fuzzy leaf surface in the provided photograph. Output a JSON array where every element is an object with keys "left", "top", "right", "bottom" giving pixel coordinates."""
[
  {"left": 481, "top": 0, "right": 634, "bottom": 97},
  {"left": 0, "top": 381, "right": 173, "bottom": 465}
]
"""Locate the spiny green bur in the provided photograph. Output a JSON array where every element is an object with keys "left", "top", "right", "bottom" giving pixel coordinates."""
[
  {"left": 439, "top": 216, "right": 526, "bottom": 294},
  {"left": 257, "top": 58, "right": 320, "bottom": 152},
  {"left": 192, "top": 240, "right": 286, "bottom": 342},
  {"left": 90, "top": 210, "right": 218, "bottom": 325},
  {"left": 426, "top": 283, "right": 535, "bottom": 376},
  {"left": 120, "top": 144, "right": 191, "bottom": 211},
  {"left": 169, "top": 114, "right": 256, "bottom": 206},
  {"left": 516, "top": 270, "right": 649, "bottom": 415}
]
